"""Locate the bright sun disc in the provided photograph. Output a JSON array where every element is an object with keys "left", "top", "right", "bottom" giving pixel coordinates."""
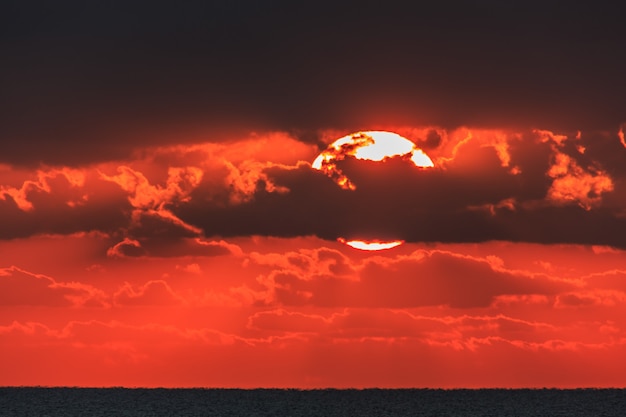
[
  {"left": 312, "top": 131, "right": 433, "bottom": 191},
  {"left": 338, "top": 238, "right": 405, "bottom": 251},
  {"left": 313, "top": 131, "right": 433, "bottom": 251},
  {"left": 312, "top": 131, "right": 434, "bottom": 171}
]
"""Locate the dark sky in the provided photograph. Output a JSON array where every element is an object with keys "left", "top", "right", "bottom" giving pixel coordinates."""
[{"left": 2, "top": 1, "right": 625, "bottom": 165}]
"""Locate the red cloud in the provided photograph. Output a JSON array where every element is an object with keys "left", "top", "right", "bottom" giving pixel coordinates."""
[
  {"left": 247, "top": 309, "right": 331, "bottom": 333},
  {"left": 250, "top": 249, "right": 573, "bottom": 309},
  {"left": 0, "top": 266, "right": 108, "bottom": 307},
  {"left": 113, "top": 280, "right": 185, "bottom": 306},
  {"left": 247, "top": 308, "right": 558, "bottom": 345},
  {"left": 51, "top": 320, "right": 240, "bottom": 347},
  {"left": 583, "top": 270, "right": 626, "bottom": 292},
  {"left": 107, "top": 237, "right": 239, "bottom": 258},
  {"left": 250, "top": 247, "right": 354, "bottom": 278},
  {"left": 0, "top": 321, "right": 51, "bottom": 337},
  {"left": 555, "top": 290, "right": 626, "bottom": 308}
]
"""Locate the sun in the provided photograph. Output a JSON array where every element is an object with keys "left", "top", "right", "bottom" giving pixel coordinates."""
[
  {"left": 312, "top": 131, "right": 433, "bottom": 190},
  {"left": 313, "top": 131, "right": 434, "bottom": 250},
  {"left": 337, "top": 238, "right": 405, "bottom": 251}
]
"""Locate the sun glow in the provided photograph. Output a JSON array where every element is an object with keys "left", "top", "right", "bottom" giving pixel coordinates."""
[
  {"left": 313, "top": 131, "right": 433, "bottom": 251},
  {"left": 338, "top": 238, "right": 405, "bottom": 251},
  {"left": 312, "top": 131, "right": 434, "bottom": 171},
  {"left": 312, "top": 131, "right": 434, "bottom": 192}
]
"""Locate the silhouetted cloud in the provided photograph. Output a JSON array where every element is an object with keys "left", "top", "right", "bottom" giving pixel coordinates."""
[
  {"left": 2, "top": 127, "right": 624, "bottom": 247},
  {"left": 175, "top": 128, "right": 626, "bottom": 247}
]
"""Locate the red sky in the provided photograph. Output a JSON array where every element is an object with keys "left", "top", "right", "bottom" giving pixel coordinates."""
[
  {"left": 2, "top": 127, "right": 626, "bottom": 388},
  {"left": 2, "top": 1, "right": 626, "bottom": 388}
]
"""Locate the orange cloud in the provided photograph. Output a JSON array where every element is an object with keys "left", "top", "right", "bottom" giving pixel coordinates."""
[
  {"left": 100, "top": 165, "right": 204, "bottom": 236},
  {"left": 547, "top": 152, "right": 613, "bottom": 209},
  {"left": 432, "top": 127, "right": 517, "bottom": 172},
  {"left": 223, "top": 160, "right": 291, "bottom": 204},
  {"left": 0, "top": 167, "right": 86, "bottom": 211},
  {"left": 107, "top": 238, "right": 145, "bottom": 258},
  {"left": 100, "top": 165, "right": 202, "bottom": 209}
]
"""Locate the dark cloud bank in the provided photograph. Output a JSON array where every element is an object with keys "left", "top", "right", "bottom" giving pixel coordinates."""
[
  {"left": 1, "top": 1, "right": 625, "bottom": 165},
  {"left": 175, "top": 129, "right": 626, "bottom": 248},
  {"left": 1, "top": 126, "right": 625, "bottom": 248}
]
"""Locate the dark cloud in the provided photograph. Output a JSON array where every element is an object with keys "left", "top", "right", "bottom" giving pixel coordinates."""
[
  {"left": 0, "top": 162, "right": 206, "bottom": 242},
  {"left": 1, "top": 127, "right": 624, "bottom": 248},
  {"left": 0, "top": 174, "right": 131, "bottom": 239},
  {"left": 1, "top": 1, "right": 625, "bottom": 165},
  {"left": 175, "top": 129, "right": 626, "bottom": 247}
]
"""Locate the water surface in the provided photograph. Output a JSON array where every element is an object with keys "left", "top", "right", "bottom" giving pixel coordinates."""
[{"left": 1, "top": 387, "right": 624, "bottom": 416}]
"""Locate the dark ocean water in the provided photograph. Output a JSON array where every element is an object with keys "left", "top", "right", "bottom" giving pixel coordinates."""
[{"left": 1, "top": 388, "right": 625, "bottom": 417}]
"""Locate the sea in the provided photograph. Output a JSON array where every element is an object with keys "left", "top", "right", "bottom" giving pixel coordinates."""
[{"left": 0, "top": 388, "right": 624, "bottom": 416}]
